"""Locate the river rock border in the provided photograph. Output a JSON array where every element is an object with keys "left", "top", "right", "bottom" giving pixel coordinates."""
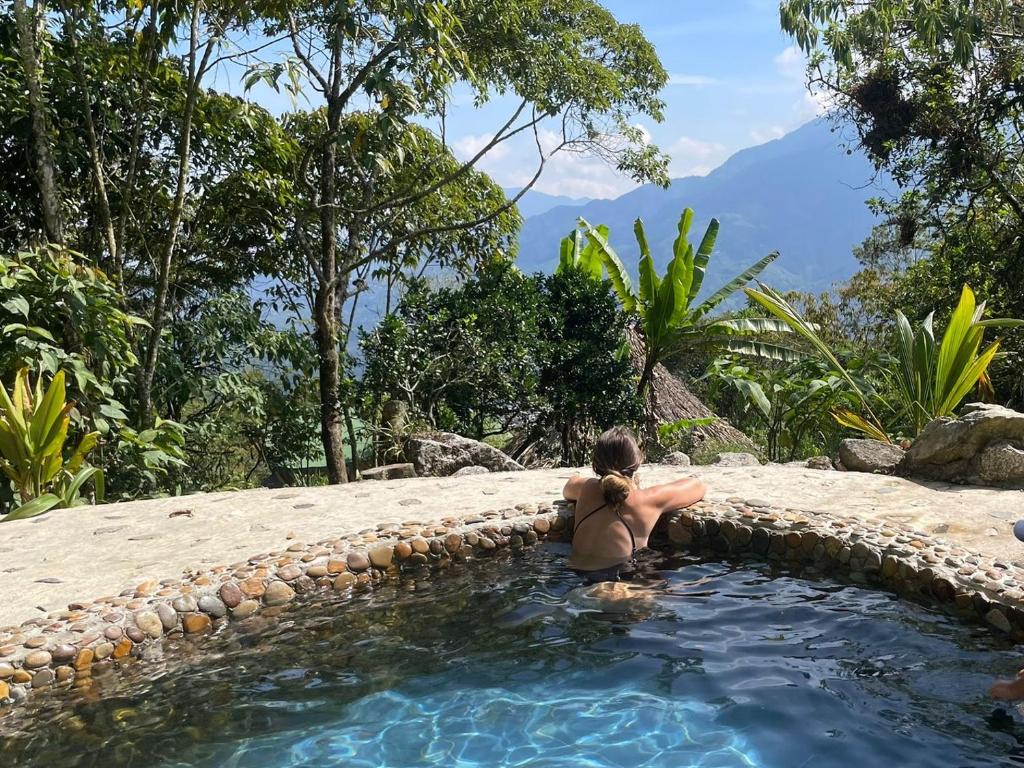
[{"left": 0, "top": 497, "right": 1022, "bottom": 711}]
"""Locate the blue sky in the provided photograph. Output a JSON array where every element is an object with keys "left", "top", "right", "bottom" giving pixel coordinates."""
[
  {"left": 444, "top": 0, "right": 820, "bottom": 199},
  {"left": 226, "top": 1, "right": 817, "bottom": 200}
]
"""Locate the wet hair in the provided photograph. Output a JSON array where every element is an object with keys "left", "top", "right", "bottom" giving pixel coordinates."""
[{"left": 592, "top": 426, "right": 643, "bottom": 508}]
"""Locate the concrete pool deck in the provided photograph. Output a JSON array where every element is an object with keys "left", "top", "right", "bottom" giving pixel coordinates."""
[{"left": 2, "top": 463, "right": 1022, "bottom": 630}]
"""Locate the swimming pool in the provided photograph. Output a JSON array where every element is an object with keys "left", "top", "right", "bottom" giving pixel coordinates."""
[{"left": 2, "top": 543, "right": 1022, "bottom": 767}]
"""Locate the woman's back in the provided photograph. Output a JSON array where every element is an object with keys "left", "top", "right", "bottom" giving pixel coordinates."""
[{"left": 564, "top": 474, "right": 706, "bottom": 572}]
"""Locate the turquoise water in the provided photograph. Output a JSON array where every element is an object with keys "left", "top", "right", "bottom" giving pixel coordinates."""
[{"left": 3, "top": 544, "right": 1024, "bottom": 767}]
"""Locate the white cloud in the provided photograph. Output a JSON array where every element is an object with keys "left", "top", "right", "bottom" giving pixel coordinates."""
[
  {"left": 667, "top": 136, "right": 728, "bottom": 178},
  {"left": 773, "top": 44, "right": 806, "bottom": 81},
  {"left": 667, "top": 73, "right": 718, "bottom": 87}
]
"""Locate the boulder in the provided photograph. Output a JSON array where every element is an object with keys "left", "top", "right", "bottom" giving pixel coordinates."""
[
  {"left": 838, "top": 438, "right": 905, "bottom": 474},
  {"left": 452, "top": 465, "right": 490, "bottom": 477},
  {"left": 361, "top": 463, "right": 417, "bottom": 481},
  {"left": 712, "top": 452, "right": 760, "bottom": 467},
  {"left": 806, "top": 455, "right": 834, "bottom": 471},
  {"left": 662, "top": 451, "right": 692, "bottom": 467},
  {"left": 901, "top": 404, "right": 1024, "bottom": 487},
  {"left": 404, "top": 433, "right": 524, "bottom": 477}
]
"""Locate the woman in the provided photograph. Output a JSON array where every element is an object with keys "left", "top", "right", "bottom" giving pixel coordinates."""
[{"left": 563, "top": 426, "right": 706, "bottom": 583}]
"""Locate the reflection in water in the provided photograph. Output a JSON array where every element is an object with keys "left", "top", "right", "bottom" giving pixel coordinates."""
[{"left": 2, "top": 544, "right": 1024, "bottom": 767}]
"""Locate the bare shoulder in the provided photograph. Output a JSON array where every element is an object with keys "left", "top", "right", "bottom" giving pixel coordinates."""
[{"left": 562, "top": 473, "right": 598, "bottom": 501}]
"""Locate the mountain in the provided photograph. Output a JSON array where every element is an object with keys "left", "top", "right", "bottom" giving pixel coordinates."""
[
  {"left": 508, "top": 189, "right": 592, "bottom": 218},
  {"left": 516, "top": 120, "right": 886, "bottom": 297}
]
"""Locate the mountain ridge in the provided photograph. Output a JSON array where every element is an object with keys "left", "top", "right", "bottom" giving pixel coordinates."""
[{"left": 515, "top": 119, "right": 886, "bottom": 298}]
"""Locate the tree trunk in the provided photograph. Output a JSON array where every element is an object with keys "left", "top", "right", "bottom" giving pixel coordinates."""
[
  {"left": 62, "top": 4, "right": 116, "bottom": 261},
  {"left": 137, "top": 0, "right": 209, "bottom": 424},
  {"left": 13, "top": 0, "right": 63, "bottom": 244},
  {"left": 313, "top": 24, "right": 349, "bottom": 484}
]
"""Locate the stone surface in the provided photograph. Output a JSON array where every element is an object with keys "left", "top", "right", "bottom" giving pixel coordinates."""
[
  {"left": 218, "top": 582, "right": 243, "bottom": 609},
  {"left": 231, "top": 600, "right": 259, "bottom": 619},
  {"left": 368, "top": 545, "right": 394, "bottom": 569},
  {"left": 361, "top": 463, "right": 417, "bottom": 481},
  {"left": 839, "top": 439, "right": 905, "bottom": 475},
  {"left": 978, "top": 441, "right": 1024, "bottom": 487},
  {"left": 901, "top": 403, "right": 1024, "bottom": 487},
  {"left": 182, "top": 613, "right": 211, "bottom": 634},
  {"left": 156, "top": 603, "right": 178, "bottom": 630},
  {"left": 405, "top": 432, "right": 524, "bottom": 477},
  {"left": 134, "top": 611, "right": 163, "bottom": 639},
  {"left": 197, "top": 595, "right": 227, "bottom": 618},
  {"left": 452, "top": 465, "right": 490, "bottom": 477},
  {"left": 712, "top": 452, "right": 760, "bottom": 467},
  {"left": 663, "top": 452, "right": 691, "bottom": 467},
  {"left": 2, "top": 463, "right": 1024, "bottom": 652},
  {"left": 262, "top": 581, "right": 295, "bottom": 606}
]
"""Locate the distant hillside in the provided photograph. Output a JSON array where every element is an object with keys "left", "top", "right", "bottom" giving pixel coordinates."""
[
  {"left": 516, "top": 119, "right": 886, "bottom": 297},
  {"left": 508, "top": 189, "right": 592, "bottom": 218}
]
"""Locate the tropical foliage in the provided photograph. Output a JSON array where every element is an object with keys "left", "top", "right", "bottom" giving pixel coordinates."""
[
  {"left": 360, "top": 263, "right": 641, "bottom": 464},
  {"left": 703, "top": 357, "right": 859, "bottom": 461},
  {"left": 779, "top": 0, "right": 1024, "bottom": 405},
  {"left": 575, "top": 209, "right": 790, "bottom": 395},
  {"left": 0, "top": 369, "right": 103, "bottom": 521},
  {"left": 746, "top": 283, "right": 1023, "bottom": 441}
]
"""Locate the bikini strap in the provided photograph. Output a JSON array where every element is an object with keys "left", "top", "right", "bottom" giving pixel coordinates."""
[
  {"left": 574, "top": 502, "right": 639, "bottom": 565},
  {"left": 573, "top": 502, "right": 607, "bottom": 531}
]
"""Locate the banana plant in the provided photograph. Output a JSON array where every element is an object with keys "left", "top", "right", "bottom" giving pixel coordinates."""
[
  {"left": 745, "top": 282, "right": 1024, "bottom": 441},
  {"left": 0, "top": 369, "right": 104, "bottom": 522},
  {"left": 576, "top": 208, "right": 792, "bottom": 396}
]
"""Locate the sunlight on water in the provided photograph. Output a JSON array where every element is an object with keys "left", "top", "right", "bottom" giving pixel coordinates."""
[{"left": 217, "top": 684, "right": 759, "bottom": 768}]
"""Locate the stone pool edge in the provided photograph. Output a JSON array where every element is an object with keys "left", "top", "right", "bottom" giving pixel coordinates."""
[{"left": 1, "top": 496, "right": 1022, "bottom": 711}]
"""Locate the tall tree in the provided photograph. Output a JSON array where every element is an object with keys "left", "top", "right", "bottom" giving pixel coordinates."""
[
  {"left": 11, "top": 0, "right": 63, "bottom": 243},
  {"left": 780, "top": 0, "right": 1024, "bottom": 401},
  {"left": 266, "top": 0, "right": 670, "bottom": 482}
]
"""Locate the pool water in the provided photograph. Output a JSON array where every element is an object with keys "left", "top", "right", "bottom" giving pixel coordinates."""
[{"left": 3, "top": 543, "right": 1024, "bottom": 767}]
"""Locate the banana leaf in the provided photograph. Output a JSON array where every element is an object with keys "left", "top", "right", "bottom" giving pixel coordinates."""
[
  {"left": 746, "top": 282, "right": 891, "bottom": 442},
  {"left": 579, "top": 217, "right": 636, "bottom": 312},
  {"left": 702, "top": 317, "right": 794, "bottom": 335},
  {"left": 694, "top": 251, "right": 779, "bottom": 321},
  {"left": 687, "top": 218, "right": 720, "bottom": 305},
  {"left": 671, "top": 211, "right": 695, "bottom": 303},
  {"left": 634, "top": 220, "right": 659, "bottom": 306}
]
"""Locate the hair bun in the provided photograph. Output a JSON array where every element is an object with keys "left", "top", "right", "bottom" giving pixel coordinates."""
[{"left": 600, "top": 471, "right": 632, "bottom": 507}]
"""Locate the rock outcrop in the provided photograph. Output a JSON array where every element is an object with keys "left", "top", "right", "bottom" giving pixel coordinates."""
[
  {"left": 405, "top": 433, "right": 524, "bottom": 477},
  {"left": 838, "top": 439, "right": 905, "bottom": 475},
  {"left": 900, "top": 403, "right": 1024, "bottom": 487}
]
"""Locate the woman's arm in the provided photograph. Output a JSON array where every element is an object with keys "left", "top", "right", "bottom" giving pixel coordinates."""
[
  {"left": 562, "top": 473, "right": 588, "bottom": 501},
  {"left": 646, "top": 476, "right": 706, "bottom": 513}
]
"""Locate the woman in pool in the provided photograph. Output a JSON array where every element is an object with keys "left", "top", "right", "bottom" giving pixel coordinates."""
[{"left": 563, "top": 426, "right": 706, "bottom": 583}]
